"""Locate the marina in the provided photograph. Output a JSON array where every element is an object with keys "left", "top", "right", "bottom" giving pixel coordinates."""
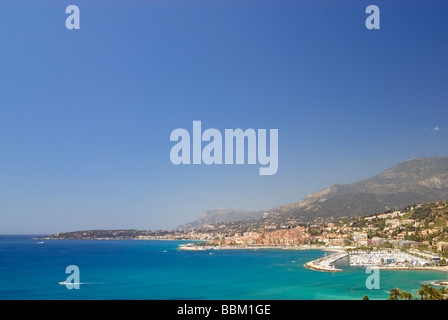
[{"left": 348, "top": 250, "right": 442, "bottom": 269}]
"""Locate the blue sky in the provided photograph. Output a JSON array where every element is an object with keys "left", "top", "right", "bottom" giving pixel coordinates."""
[{"left": 1, "top": 0, "right": 447, "bottom": 234}]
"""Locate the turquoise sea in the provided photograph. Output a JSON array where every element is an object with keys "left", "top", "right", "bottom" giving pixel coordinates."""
[{"left": 0, "top": 235, "right": 446, "bottom": 300}]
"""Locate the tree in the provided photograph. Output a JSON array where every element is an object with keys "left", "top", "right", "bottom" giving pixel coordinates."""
[
  {"left": 417, "top": 284, "right": 445, "bottom": 300},
  {"left": 387, "top": 288, "right": 413, "bottom": 300},
  {"left": 387, "top": 288, "right": 403, "bottom": 300},
  {"left": 401, "top": 291, "right": 414, "bottom": 300},
  {"left": 387, "top": 284, "right": 447, "bottom": 300}
]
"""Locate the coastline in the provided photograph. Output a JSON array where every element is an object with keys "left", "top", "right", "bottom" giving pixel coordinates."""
[
  {"left": 3, "top": 236, "right": 446, "bottom": 300},
  {"left": 35, "top": 238, "right": 448, "bottom": 274},
  {"left": 35, "top": 237, "right": 199, "bottom": 241},
  {"left": 178, "top": 244, "right": 347, "bottom": 251}
]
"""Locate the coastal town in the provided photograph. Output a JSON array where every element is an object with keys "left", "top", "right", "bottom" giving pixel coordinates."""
[
  {"left": 183, "top": 201, "right": 448, "bottom": 251},
  {"left": 177, "top": 200, "right": 448, "bottom": 272},
  {"left": 43, "top": 200, "right": 448, "bottom": 272}
]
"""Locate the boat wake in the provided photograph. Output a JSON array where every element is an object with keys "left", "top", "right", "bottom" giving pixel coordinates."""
[{"left": 59, "top": 282, "right": 103, "bottom": 285}]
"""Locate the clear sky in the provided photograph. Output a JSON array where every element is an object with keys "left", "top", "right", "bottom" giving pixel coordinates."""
[{"left": 1, "top": 0, "right": 447, "bottom": 234}]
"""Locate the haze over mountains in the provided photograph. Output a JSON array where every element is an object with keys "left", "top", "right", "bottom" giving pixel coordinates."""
[{"left": 177, "top": 157, "right": 448, "bottom": 229}]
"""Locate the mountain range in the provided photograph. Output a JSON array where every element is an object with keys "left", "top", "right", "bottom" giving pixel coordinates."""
[{"left": 177, "top": 157, "right": 448, "bottom": 229}]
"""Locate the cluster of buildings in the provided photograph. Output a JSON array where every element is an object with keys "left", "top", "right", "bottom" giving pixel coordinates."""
[
  {"left": 206, "top": 223, "right": 353, "bottom": 247},
  {"left": 136, "top": 201, "right": 448, "bottom": 256},
  {"left": 203, "top": 206, "right": 448, "bottom": 253},
  {"left": 211, "top": 226, "right": 309, "bottom": 247}
]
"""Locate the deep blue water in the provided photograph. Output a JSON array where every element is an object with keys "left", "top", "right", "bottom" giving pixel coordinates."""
[{"left": 0, "top": 235, "right": 446, "bottom": 300}]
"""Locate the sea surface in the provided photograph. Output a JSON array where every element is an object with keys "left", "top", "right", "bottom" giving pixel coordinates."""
[{"left": 0, "top": 235, "right": 446, "bottom": 300}]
